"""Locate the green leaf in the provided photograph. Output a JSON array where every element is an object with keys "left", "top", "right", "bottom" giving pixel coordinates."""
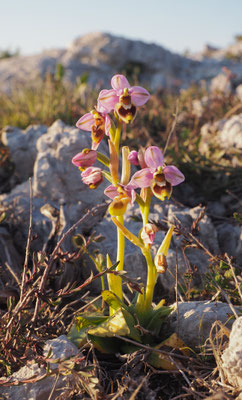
[
  {"left": 72, "top": 234, "right": 86, "bottom": 248},
  {"left": 67, "top": 324, "right": 87, "bottom": 348},
  {"left": 146, "top": 306, "right": 173, "bottom": 336},
  {"left": 148, "top": 333, "right": 189, "bottom": 370},
  {"left": 101, "top": 290, "right": 128, "bottom": 312},
  {"left": 0, "top": 212, "right": 6, "bottom": 224},
  {"left": 76, "top": 314, "right": 108, "bottom": 331},
  {"left": 88, "top": 335, "right": 122, "bottom": 354},
  {"left": 233, "top": 212, "right": 242, "bottom": 224},
  {"left": 68, "top": 314, "right": 108, "bottom": 348},
  {"left": 219, "top": 260, "right": 229, "bottom": 270},
  {"left": 121, "top": 308, "right": 141, "bottom": 342},
  {"left": 88, "top": 310, "right": 130, "bottom": 337}
]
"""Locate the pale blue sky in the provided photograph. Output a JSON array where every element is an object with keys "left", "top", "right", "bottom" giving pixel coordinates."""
[{"left": 1, "top": 0, "right": 242, "bottom": 55}]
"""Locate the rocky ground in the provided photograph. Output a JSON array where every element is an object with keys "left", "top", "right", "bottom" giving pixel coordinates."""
[
  {"left": 0, "top": 33, "right": 242, "bottom": 399},
  {"left": 0, "top": 114, "right": 241, "bottom": 398}
]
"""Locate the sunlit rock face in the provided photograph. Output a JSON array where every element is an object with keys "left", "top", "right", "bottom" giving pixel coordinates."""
[{"left": 1, "top": 32, "right": 242, "bottom": 93}]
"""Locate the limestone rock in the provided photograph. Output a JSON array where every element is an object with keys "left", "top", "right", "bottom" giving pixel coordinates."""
[
  {"left": 200, "top": 114, "right": 242, "bottom": 155},
  {"left": 219, "top": 114, "right": 242, "bottom": 150},
  {"left": 33, "top": 119, "right": 108, "bottom": 224},
  {"left": 167, "top": 301, "right": 238, "bottom": 349},
  {"left": 217, "top": 223, "right": 242, "bottom": 266},
  {"left": 1, "top": 32, "right": 242, "bottom": 92},
  {"left": 236, "top": 84, "right": 242, "bottom": 102},
  {"left": 210, "top": 73, "right": 232, "bottom": 95},
  {"left": 0, "top": 181, "right": 51, "bottom": 253},
  {"left": 0, "top": 335, "right": 80, "bottom": 400},
  {"left": 1, "top": 124, "right": 47, "bottom": 187},
  {"left": 221, "top": 316, "right": 242, "bottom": 389}
]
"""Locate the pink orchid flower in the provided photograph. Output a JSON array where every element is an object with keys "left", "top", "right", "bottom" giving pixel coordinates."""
[
  {"left": 104, "top": 183, "right": 137, "bottom": 216},
  {"left": 72, "top": 149, "right": 97, "bottom": 169},
  {"left": 81, "top": 167, "right": 104, "bottom": 189},
  {"left": 104, "top": 183, "right": 136, "bottom": 205},
  {"left": 76, "top": 104, "right": 111, "bottom": 150},
  {"left": 98, "top": 74, "right": 150, "bottom": 124},
  {"left": 130, "top": 146, "right": 185, "bottom": 201}
]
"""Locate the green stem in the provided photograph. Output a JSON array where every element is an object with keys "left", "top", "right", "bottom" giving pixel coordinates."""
[
  {"left": 136, "top": 188, "right": 155, "bottom": 312},
  {"left": 143, "top": 249, "right": 157, "bottom": 311},
  {"left": 108, "top": 120, "right": 124, "bottom": 303},
  {"left": 115, "top": 215, "right": 125, "bottom": 300},
  {"left": 97, "top": 152, "right": 110, "bottom": 168},
  {"left": 114, "top": 120, "right": 122, "bottom": 156},
  {"left": 142, "top": 190, "right": 152, "bottom": 225}
]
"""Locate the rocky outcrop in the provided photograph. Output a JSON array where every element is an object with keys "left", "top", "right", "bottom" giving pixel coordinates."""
[
  {"left": 0, "top": 120, "right": 241, "bottom": 294},
  {"left": 1, "top": 32, "right": 242, "bottom": 93}
]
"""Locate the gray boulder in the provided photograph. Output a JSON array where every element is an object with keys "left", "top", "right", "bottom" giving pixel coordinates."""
[
  {"left": 0, "top": 181, "right": 51, "bottom": 253},
  {"left": 221, "top": 316, "right": 242, "bottom": 389},
  {"left": 217, "top": 223, "right": 242, "bottom": 265},
  {"left": 0, "top": 120, "right": 110, "bottom": 266},
  {"left": 0, "top": 335, "right": 80, "bottom": 400},
  {"left": 33, "top": 119, "right": 109, "bottom": 225},
  {"left": 1, "top": 32, "right": 242, "bottom": 93},
  {"left": 200, "top": 114, "right": 242, "bottom": 155},
  {"left": 236, "top": 84, "right": 242, "bottom": 102},
  {"left": 1, "top": 124, "right": 47, "bottom": 187},
  {"left": 167, "top": 301, "right": 239, "bottom": 349},
  {"left": 210, "top": 73, "right": 232, "bottom": 95}
]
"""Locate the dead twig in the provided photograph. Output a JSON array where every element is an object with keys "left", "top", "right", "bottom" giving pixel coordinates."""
[
  {"left": 226, "top": 253, "right": 242, "bottom": 301},
  {"left": 20, "top": 177, "right": 33, "bottom": 302},
  {"left": 163, "top": 100, "right": 179, "bottom": 156},
  {"left": 32, "top": 203, "right": 108, "bottom": 322}
]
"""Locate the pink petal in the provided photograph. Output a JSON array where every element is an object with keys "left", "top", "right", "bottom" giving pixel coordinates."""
[
  {"left": 163, "top": 165, "right": 185, "bottom": 186},
  {"left": 124, "top": 183, "right": 137, "bottom": 205},
  {"left": 145, "top": 146, "right": 164, "bottom": 169},
  {"left": 104, "top": 184, "right": 119, "bottom": 199},
  {"left": 129, "top": 86, "right": 150, "bottom": 106},
  {"left": 76, "top": 113, "right": 94, "bottom": 131},
  {"left": 130, "top": 168, "right": 153, "bottom": 188},
  {"left": 72, "top": 150, "right": 97, "bottom": 168},
  {"left": 105, "top": 115, "right": 111, "bottom": 136},
  {"left": 81, "top": 167, "right": 103, "bottom": 186},
  {"left": 98, "top": 89, "right": 119, "bottom": 112},
  {"left": 91, "top": 141, "right": 99, "bottom": 151},
  {"left": 111, "top": 75, "right": 130, "bottom": 91},
  {"left": 96, "top": 102, "right": 108, "bottom": 114}
]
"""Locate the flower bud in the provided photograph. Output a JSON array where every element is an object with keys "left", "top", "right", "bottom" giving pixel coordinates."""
[
  {"left": 128, "top": 150, "right": 139, "bottom": 166},
  {"left": 72, "top": 149, "right": 97, "bottom": 168},
  {"left": 155, "top": 254, "right": 168, "bottom": 274},
  {"left": 154, "top": 225, "right": 174, "bottom": 273},
  {"left": 141, "top": 223, "right": 158, "bottom": 245},
  {"left": 81, "top": 167, "right": 103, "bottom": 189}
]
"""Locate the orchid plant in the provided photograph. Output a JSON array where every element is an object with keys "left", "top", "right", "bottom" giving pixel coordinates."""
[{"left": 69, "top": 75, "right": 186, "bottom": 366}]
